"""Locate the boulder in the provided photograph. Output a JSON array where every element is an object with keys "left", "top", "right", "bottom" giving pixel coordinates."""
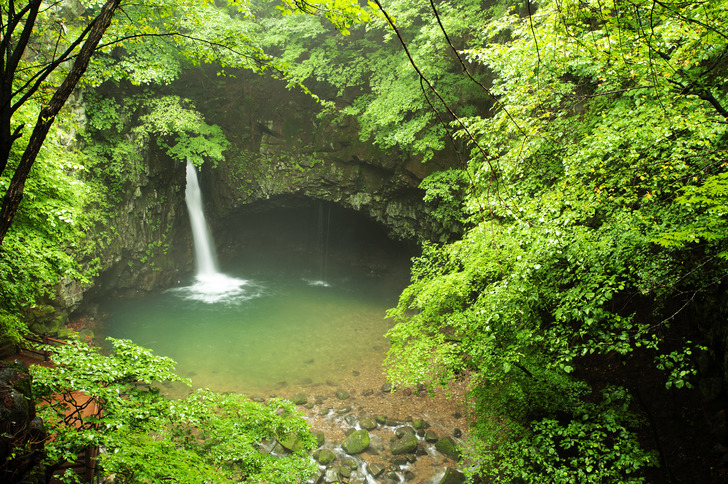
[
  {"left": 342, "top": 429, "right": 370, "bottom": 454},
  {"left": 438, "top": 467, "right": 466, "bottom": 484},
  {"left": 359, "top": 416, "right": 377, "bottom": 430},
  {"left": 278, "top": 432, "right": 306, "bottom": 453},
  {"left": 435, "top": 437, "right": 461, "bottom": 461},
  {"left": 312, "top": 448, "right": 336, "bottom": 465},
  {"left": 390, "top": 431, "right": 418, "bottom": 455}
]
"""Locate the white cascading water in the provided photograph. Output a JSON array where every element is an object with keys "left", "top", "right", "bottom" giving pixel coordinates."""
[{"left": 182, "top": 160, "right": 248, "bottom": 303}]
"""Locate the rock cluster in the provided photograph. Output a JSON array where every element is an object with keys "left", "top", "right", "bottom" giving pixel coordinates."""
[{"left": 265, "top": 385, "right": 467, "bottom": 484}]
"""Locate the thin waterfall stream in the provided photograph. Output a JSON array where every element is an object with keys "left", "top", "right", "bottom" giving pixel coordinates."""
[{"left": 178, "top": 161, "right": 249, "bottom": 303}]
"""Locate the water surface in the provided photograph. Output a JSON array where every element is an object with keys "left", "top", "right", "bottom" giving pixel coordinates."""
[{"left": 98, "top": 238, "right": 411, "bottom": 398}]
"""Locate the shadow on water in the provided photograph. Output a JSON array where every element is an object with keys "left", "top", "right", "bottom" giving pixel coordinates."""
[{"left": 96, "top": 199, "right": 416, "bottom": 398}]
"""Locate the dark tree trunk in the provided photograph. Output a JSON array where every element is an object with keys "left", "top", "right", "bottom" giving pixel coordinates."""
[{"left": 0, "top": 0, "right": 123, "bottom": 246}]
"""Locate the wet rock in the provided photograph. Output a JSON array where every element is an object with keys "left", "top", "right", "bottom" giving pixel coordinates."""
[
  {"left": 342, "top": 429, "right": 370, "bottom": 454},
  {"left": 412, "top": 419, "right": 429, "bottom": 430},
  {"left": 384, "top": 417, "right": 403, "bottom": 427},
  {"left": 290, "top": 393, "right": 307, "bottom": 405},
  {"left": 317, "top": 407, "right": 331, "bottom": 416},
  {"left": 383, "top": 470, "right": 399, "bottom": 480},
  {"left": 361, "top": 389, "right": 374, "bottom": 396},
  {"left": 425, "top": 429, "right": 439, "bottom": 443},
  {"left": 325, "top": 466, "right": 341, "bottom": 482},
  {"left": 336, "top": 406, "right": 352, "bottom": 414},
  {"left": 367, "top": 463, "right": 385, "bottom": 478},
  {"left": 359, "top": 416, "right": 377, "bottom": 430},
  {"left": 390, "top": 430, "right": 418, "bottom": 455},
  {"left": 435, "top": 437, "right": 461, "bottom": 462},
  {"left": 404, "top": 469, "right": 417, "bottom": 480},
  {"left": 381, "top": 383, "right": 392, "bottom": 393},
  {"left": 313, "top": 430, "right": 325, "bottom": 448},
  {"left": 278, "top": 433, "right": 306, "bottom": 453},
  {"left": 313, "top": 448, "right": 336, "bottom": 465},
  {"left": 453, "top": 428, "right": 462, "bottom": 438},
  {"left": 392, "top": 456, "right": 409, "bottom": 466},
  {"left": 336, "top": 389, "right": 350, "bottom": 400},
  {"left": 395, "top": 426, "right": 416, "bottom": 438},
  {"left": 438, "top": 467, "right": 466, "bottom": 484},
  {"left": 349, "top": 471, "right": 367, "bottom": 484},
  {"left": 272, "top": 442, "right": 288, "bottom": 454}
]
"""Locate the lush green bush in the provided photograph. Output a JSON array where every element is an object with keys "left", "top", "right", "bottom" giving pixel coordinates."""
[{"left": 31, "top": 338, "right": 317, "bottom": 483}]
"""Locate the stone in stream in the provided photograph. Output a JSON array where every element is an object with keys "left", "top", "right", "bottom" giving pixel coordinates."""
[
  {"left": 290, "top": 393, "right": 307, "bottom": 405},
  {"left": 425, "top": 429, "right": 439, "bottom": 443},
  {"left": 435, "top": 437, "right": 461, "bottom": 462},
  {"left": 412, "top": 418, "right": 429, "bottom": 430},
  {"left": 335, "top": 389, "right": 350, "bottom": 400},
  {"left": 349, "top": 471, "right": 367, "bottom": 484},
  {"left": 390, "top": 430, "right": 418, "bottom": 455},
  {"left": 312, "top": 448, "right": 336, "bottom": 465},
  {"left": 395, "top": 426, "right": 416, "bottom": 438},
  {"left": 359, "top": 416, "right": 377, "bottom": 430},
  {"left": 367, "top": 463, "right": 385, "bottom": 478},
  {"left": 342, "top": 429, "right": 370, "bottom": 454},
  {"left": 438, "top": 467, "right": 466, "bottom": 484}
]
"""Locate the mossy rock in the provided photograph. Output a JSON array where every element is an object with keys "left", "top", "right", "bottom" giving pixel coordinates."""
[
  {"left": 390, "top": 431, "right": 418, "bottom": 455},
  {"left": 290, "top": 393, "right": 308, "bottom": 405},
  {"left": 342, "top": 429, "right": 370, "bottom": 454},
  {"left": 278, "top": 432, "right": 306, "bottom": 453},
  {"left": 359, "top": 416, "right": 377, "bottom": 430},
  {"left": 435, "top": 437, "right": 461, "bottom": 462},
  {"left": 438, "top": 467, "right": 465, "bottom": 484},
  {"left": 312, "top": 448, "right": 336, "bottom": 465}
]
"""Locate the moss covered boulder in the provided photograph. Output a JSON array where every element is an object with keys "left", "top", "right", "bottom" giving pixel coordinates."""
[{"left": 342, "top": 429, "right": 370, "bottom": 454}]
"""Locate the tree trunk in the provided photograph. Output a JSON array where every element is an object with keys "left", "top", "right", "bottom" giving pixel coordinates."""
[{"left": 0, "top": 0, "right": 123, "bottom": 246}]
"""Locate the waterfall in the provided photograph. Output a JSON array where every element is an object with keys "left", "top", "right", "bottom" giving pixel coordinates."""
[
  {"left": 185, "top": 161, "right": 219, "bottom": 276},
  {"left": 181, "top": 160, "right": 247, "bottom": 303}
]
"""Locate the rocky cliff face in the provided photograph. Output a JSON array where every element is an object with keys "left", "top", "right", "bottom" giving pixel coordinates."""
[
  {"left": 65, "top": 147, "right": 190, "bottom": 321},
  {"left": 186, "top": 69, "right": 455, "bottom": 243}
]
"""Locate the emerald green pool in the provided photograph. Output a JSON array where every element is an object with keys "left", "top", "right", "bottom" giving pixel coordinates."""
[{"left": 97, "top": 207, "right": 413, "bottom": 398}]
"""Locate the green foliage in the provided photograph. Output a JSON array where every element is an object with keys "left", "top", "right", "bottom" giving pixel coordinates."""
[
  {"left": 254, "top": 0, "right": 490, "bottom": 160},
  {"left": 0, "top": 103, "right": 100, "bottom": 338},
  {"left": 133, "top": 96, "right": 230, "bottom": 166},
  {"left": 383, "top": 0, "right": 728, "bottom": 480},
  {"left": 420, "top": 169, "right": 468, "bottom": 229},
  {"left": 31, "top": 338, "right": 317, "bottom": 483},
  {"left": 470, "top": 380, "right": 656, "bottom": 483}
]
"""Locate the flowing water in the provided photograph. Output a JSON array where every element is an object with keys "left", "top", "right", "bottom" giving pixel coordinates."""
[{"left": 96, "top": 163, "right": 413, "bottom": 398}]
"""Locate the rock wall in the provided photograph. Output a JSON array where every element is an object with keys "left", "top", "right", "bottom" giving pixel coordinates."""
[
  {"left": 70, "top": 146, "right": 190, "bottom": 315},
  {"left": 179, "top": 69, "right": 458, "bottom": 243}
]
